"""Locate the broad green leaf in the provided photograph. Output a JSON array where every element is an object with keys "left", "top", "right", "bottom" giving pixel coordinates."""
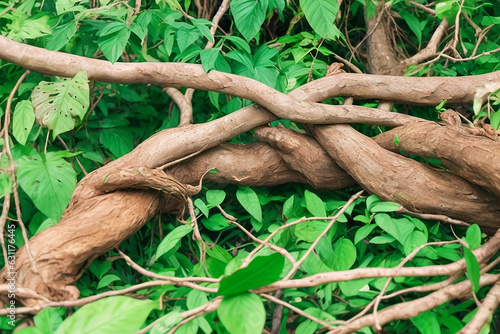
[
  {"left": 46, "top": 21, "right": 78, "bottom": 51},
  {"left": 187, "top": 290, "right": 209, "bottom": 309},
  {"left": 206, "top": 189, "right": 226, "bottom": 208},
  {"left": 339, "top": 278, "right": 372, "bottom": 297},
  {"left": 370, "top": 201, "right": 401, "bottom": 213},
  {"left": 217, "top": 292, "right": 265, "bottom": 334},
  {"left": 463, "top": 246, "right": 480, "bottom": 293},
  {"left": 0, "top": 170, "right": 12, "bottom": 197},
  {"left": 225, "top": 35, "right": 251, "bottom": 54},
  {"left": 31, "top": 71, "right": 89, "bottom": 138},
  {"left": 491, "top": 111, "right": 500, "bottom": 130},
  {"left": 374, "top": 213, "right": 414, "bottom": 245},
  {"left": 200, "top": 48, "right": 219, "bottom": 73},
  {"left": 34, "top": 218, "right": 57, "bottom": 235},
  {"left": 7, "top": 14, "right": 52, "bottom": 40},
  {"left": 236, "top": 186, "right": 262, "bottom": 222},
  {"left": 465, "top": 224, "right": 481, "bottom": 250},
  {"left": 97, "top": 22, "right": 131, "bottom": 63},
  {"left": 33, "top": 307, "right": 65, "bottom": 333},
  {"left": 177, "top": 26, "right": 200, "bottom": 53},
  {"left": 99, "top": 127, "right": 134, "bottom": 158},
  {"left": 366, "top": 194, "right": 380, "bottom": 211},
  {"left": 97, "top": 274, "right": 121, "bottom": 289},
  {"left": 17, "top": 151, "right": 77, "bottom": 220},
  {"left": 155, "top": 224, "right": 193, "bottom": 259},
  {"left": 150, "top": 309, "right": 182, "bottom": 334},
  {"left": 304, "top": 190, "right": 327, "bottom": 217},
  {"left": 370, "top": 235, "right": 396, "bottom": 244},
  {"left": 231, "top": 0, "right": 269, "bottom": 42},
  {"left": 411, "top": 311, "right": 440, "bottom": 334},
  {"left": 12, "top": 100, "right": 34, "bottom": 145},
  {"left": 300, "top": 0, "right": 341, "bottom": 40},
  {"left": 332, "top": 238, "right": 356, "bottom": 271},
  {"left": 400, "top": 11, "right": 423, "bottom": 44},
  {"left": 201, "top": 213, "right": 230, "bottom": 231},
  {"left": 194, "top": 198, "right": 209, "bottom": 217},
  {"left": 403, "top": 230, "right": 427, "bottom": 256},
  {"left": 295, "top": 220, "right": 327, "bottom": 242},
  {"left": 218, "top": 253, "right": 284, "bottom": 296},
  {"left": 354, "top": 224, "right": 377, "bottom": 245},
  {"left": 55, "top": 296, "right": 157, "bottom": 334}
]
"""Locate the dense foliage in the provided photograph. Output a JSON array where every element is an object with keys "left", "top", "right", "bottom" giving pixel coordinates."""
[{"left": 0, "top": 0, "right": 500, "bottom": 333}]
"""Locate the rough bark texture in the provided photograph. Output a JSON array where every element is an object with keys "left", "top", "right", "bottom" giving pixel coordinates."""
[{"left": 0, "top": 32, "right": 500, "bottom": 308}]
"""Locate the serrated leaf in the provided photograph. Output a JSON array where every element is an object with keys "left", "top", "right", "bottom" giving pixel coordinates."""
[
  {"left": 12, "top": 100, "right": 34, "bottom": 145},
  {"left": 332, "top": 238, "right": 356, "bottom": 271},
  {"left": 217, "top": 292, "right": 265, "bottom": 334},
  {"left": 218, "top": 253, "right": 284, "bottom": 296},
  {"left": 55, "top": 296, "right": 157, "bottom": 334},
  {"left": 300, "top": 0, "right": 340, "bottom": 40},
  {"left": 31, "top": 71, "right": 89, "bottom": 138},
  {"left": 17, "top": 151, "right": 77, "bottom": 220},
  {"left": 236, "top": 186, "right": 262, "bottom": 222},
  {"left": 97, "top": 22, "right": 131, "bottom": 63},
  {"left": 231, "top": 0, "right": 269, "bottom": 42},
  {"left": 304, "top": 189, "right": 326, "bottom": 217},
  {"left": 156, "top": 224, "right": 193, "bottom": 259}
]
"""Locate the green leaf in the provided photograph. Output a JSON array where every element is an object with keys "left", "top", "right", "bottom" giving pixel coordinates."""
[
  {"left": 150, "top": 309, "right": 182, "bottom": 334},
  {"left": 225, "top": 35, "right": 251, "bottom": 54},
  {"left": 31, "top": 71, "right": 89, "bottom": 138},
  {"left": 201, "top": 213, "right": 230, "bottom": 231},
  {"left": 155, "top": 224, "right": 193, "bottom": 259},
  {"left": 46, "top": 21, "right": 78, "bottom": 51},
  {"left": 200, "top": 48, "right": 220, "bottom": 73},
  {"left": 7, "top": 14, "right": 52, "bottom": 40},
  {"left": 465, "top": 224, "right": 481, "bottom": 250},
  {"left": 300, "top": 0, "right": 341, "bottom": 40},
  {"left": 400, "top": 11, "right": 423, "bottom": 44},
  {"left": 231, "top": 0, "right": 269, "bottom": 42},
  {"left": 370, "top": 201, "right": 401, "bottom": 213},
  {"left": 218, "top": 253, "right": 284, "bottom": 296},
  {"left": 97, "top": 274, "right": 121, "bottom": 289},
  {"left": 236, "top": 186, "right": 262, "bottom": 222},
  {"left": 97, "top": 22, "right": 131, "bottom": 63},
  {"left": 177, "top": 26, "right": 200, "bottom": 53},
  {"left": 12, "top": 100, "right": 34, "bottom": 145},
  {"left": 491, "top": 111, "right": 500, "bottom": 130},
  {"left": 217, "top": 292, "right": 265, "bottom": 334},
  {"left": 206, "top": 189, "right": 226, "bottom": 208},
  {"left": 295, "top": 220, "right": 327, "bottom": 242},
  {"left": 55, "top": 296, "right": 157, "bottom": 334},
  {"left": 304, "top": 189, "right": 327, "bottom": 217},
  {"left": 17, "top": 151, "right": 77, "bottom": 220},
  {"left": 332, "top": 238, "right": 356, "bottom": 271},
  {"left": 403, "top": 230, "right": 427, "bottom": 256},
  {"left": 463, "top": 246, "right": 480, "bottom": 293},
  {"left": 194, "top": 198, "right": 209, "bottom": 217},
  {"left": 99, "top": 127, "right": 134, "bottom": 158},
  {"left": 33, "top": 307, "right": 65, "bottom": 333},
  {"left": 410, "top": 311, "right": 440, "bottom": 334},
  {"left": 354, "top": 224, "right": 377, "bottom": 245},
  {"left": 374, "top": 213, "right": 414, "bottom": 245}
]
